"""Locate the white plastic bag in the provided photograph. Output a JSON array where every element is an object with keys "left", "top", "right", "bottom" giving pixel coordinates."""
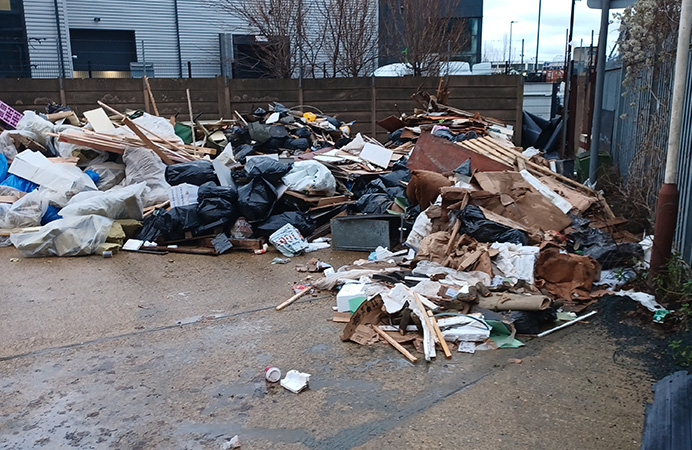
[
  {"left": 281, "top": 160, "right": 336, "bottom": 196},
  {"left": 490, "top": 242, "right": 540, "bottom": 284},
  {"left": 11, "top": 214, "right": 113, "bottom": 257},
  {"left": 120, "top": 147, "right": 170, "bottom": 207},
  {"left": 59, "top": 182, "right": 146, "bottom": 220},
  {"left": 405, "top": 208, "right": 433, "bottom": 252}
]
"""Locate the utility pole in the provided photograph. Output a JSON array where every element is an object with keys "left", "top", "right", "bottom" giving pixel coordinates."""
[
  {"left": 650, "top": 0, "right": 692, "bottom": 274},
  {"left": 561, "top": 0, "right": 577, "bottom": 156},
  {"left": 521, "top": 38, "right": 525, "bottom": 72}
]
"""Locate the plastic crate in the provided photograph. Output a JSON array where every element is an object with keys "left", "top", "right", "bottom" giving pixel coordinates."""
[{"left": 0, "top": 101, "right": 23, "bottom": 129}]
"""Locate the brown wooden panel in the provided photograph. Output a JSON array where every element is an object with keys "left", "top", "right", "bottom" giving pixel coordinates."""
[
  {"left": 297, "top": 100, "right": 371, "bottom": 114},
  {"left": 303, "top": 88, "right": 372, "bottom": 101},
  {"left": 0, "top": 79, "right": 61, "bottom": 93},
  {"left": 446, "top": 75, "right": 519, "bottom": 87},
  {"left": 303, "top": 77, "right": 371, "bottom": 89},
  {"left": 231, "top": 91, "right": 301, "bottom": 103},
  {"left": 230, "top": 78, "right": 299, "bottom": 91}
]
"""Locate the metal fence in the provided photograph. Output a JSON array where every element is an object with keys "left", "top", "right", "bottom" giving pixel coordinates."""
[{"left": 602, "top": 45, "right": 692, "bottom": 263}]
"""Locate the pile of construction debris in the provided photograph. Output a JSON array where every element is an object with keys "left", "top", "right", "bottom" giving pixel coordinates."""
[{"left": 0, "top": 93, "right": 659, "bottom": 360}]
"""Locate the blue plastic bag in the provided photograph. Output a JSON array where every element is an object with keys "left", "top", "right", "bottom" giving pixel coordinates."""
[
  {"left": 0, "top": 154, "right": 7, "bottom": 183},
  {"left": 0, "top": 174, "right": 38, "bottom": 192},
  {"left": 41, "top": 205, "right": 62, "bottom": 225}
]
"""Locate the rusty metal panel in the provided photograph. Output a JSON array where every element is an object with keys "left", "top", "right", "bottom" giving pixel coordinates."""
[{"left": 407, "top": 133, "right": 513, "bottom": 173}]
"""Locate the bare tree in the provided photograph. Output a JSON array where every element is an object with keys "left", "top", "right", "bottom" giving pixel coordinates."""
[
  {"left": 319, "top": 0, "right": 378, "bottom": 77},
  {"left": 379, "top": 0, "right": 469, "bottom": 76},
  {"left": 217, "top": 0, "right": 315, "bottom": 78}
]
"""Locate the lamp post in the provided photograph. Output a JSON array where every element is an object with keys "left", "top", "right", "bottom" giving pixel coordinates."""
[
  {"left": 535, "top": 0, "right": 542, "bottom": 72},
  {"left": 508, "top": 20, "right": 517, "bottom": 74}
]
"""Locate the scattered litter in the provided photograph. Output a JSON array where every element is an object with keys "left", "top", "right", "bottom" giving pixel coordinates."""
[
  {"left": 220, "top": 435, "right": 241, "bottom": 449},
  {"left": 271, "top": 257, "right": 291, "bottom": 264},
  {"left": 264, "top": 366, "right": 282, "bottom": 383},
  {"left": 280, "top": 370, "right": 311, "bottom": 394}
]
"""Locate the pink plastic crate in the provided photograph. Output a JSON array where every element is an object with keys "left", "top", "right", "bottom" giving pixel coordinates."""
[{"left": 0, "top": 101, "right": 23, "bottom": 129}]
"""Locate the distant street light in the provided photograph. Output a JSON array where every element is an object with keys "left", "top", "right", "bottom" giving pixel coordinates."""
[
  {"left": 507, "top": 20, "right": 517, "bottom": 74},
  {"left": 535, "top": 0, "right": 542, "bottom": 72}
]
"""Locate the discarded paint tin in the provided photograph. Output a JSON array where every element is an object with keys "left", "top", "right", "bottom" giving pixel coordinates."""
[{"left": 264, "top": 366, "right": 281, "bottom": 383}]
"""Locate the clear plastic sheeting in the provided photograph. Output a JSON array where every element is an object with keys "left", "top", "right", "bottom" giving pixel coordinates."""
[
  {"left": 59, "top": 182, "right": 146, "bottom": 220},
  {"left": 86, "top": 161, "right": 127, "bottom": 191},
  {"left": 15, "top": 111, "right": 54, "bottom": 148},
  {"left": 132, "top": 113, "right": 184, "bottom": 145},
  {"left": 282, "top": 160, "right": 336, "bottom": 196},
  {"left": 0, "top": 131, "right": 18, "bottom": 160},
  {"left": 0, "top": 189, "right": 48, "bottom": 229},
  {"left": 0, "top": 190, "right": 49, "bottom": 247},
  {"left": 10, "top": 214, "right": 114, "bottom": 257},
  {"left": 120, "top": 147, "right": 170, "bottom": 207}
]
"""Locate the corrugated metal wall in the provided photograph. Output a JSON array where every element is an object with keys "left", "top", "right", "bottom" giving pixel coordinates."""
[
  {"left": 24, "top": 0, "right": 72, "bottom": 77},
  {"left": 673, "top": 46, "right": 692, "bottom": 263},
  {"left": 21, "top": 0, "right": 374, "bottom": 79}
]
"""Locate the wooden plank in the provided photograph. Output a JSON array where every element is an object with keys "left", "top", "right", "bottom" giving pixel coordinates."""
[
  {"left": 276, "top": 286, "right": 312, "bottom": 311},
  {"left": 0, "top": 196, "right": 19, "bottom": 204},
  {"left": 427, "top": 310, "right": 452, "bottom": 359},
  {"left": 373, "top": 326, "right": 418, "bottom": 363},
  {"left": 143, "top": 76, "right": 159, "bottom": 116},
  {"left": 122, "top": 117, "right": 174, "bottom": 165}
]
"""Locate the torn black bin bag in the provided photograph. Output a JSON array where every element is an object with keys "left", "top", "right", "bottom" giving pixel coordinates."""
[
  {"left": 248, "top": 121, "right": 272, "bottom": 144},
  {"left": 234, "top": 144, "right": 256, "bottom": 163},
  {"left": 582, "top": 242, "right": 643, "bottom": 269},
  {"left": 237, "top": 177, "right": 278, "bottom": 223},
  {"left": 380, "top": 158, "right": 410, "bottom": 187},
  {"left": 294, "top": 127, "right": 312, "bottom": 139},
  {"left": 165, "top": 160, "right": 218, "bottom": 186},
  {"left": 348, "top": 193, "right": 393, "bottom": 215},
  {"left": 254, "top": 211, "right": 316, "bottom": 237},
  {"left": 509, "top": 309, "right": 558, "bottom": 335},
  {"left": 197, "top": 182, "right": 238, "bottom": 223},
  {"left": 569, "top": 227, "right": 643, "bottom": 269},
  {"left": 244, "top": 157, "right": 292, "bottom": 184},
  {"left": 136, "top": 208, "right": 168, "bottom": 242},
  {"left": 137, "top": 205, "right": 202, "bottom": 242},
  {"left": 452, "top": 205, "right": 528, "bottom": 245},
  {"left": 285, "top": 138, "right": 310, "bottom": 151}
]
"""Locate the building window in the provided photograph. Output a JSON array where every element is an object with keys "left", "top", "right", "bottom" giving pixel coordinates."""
[
  {"left": 0, "top": 0, "right": 30, "bottom": 77},
  {"left": 70, "top": 29, "right": 136, "bottom": 78}
]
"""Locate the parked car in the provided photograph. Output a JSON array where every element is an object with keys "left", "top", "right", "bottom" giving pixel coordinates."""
[{"left": 374, "top": 61, "right": 489, "bottom": 77}]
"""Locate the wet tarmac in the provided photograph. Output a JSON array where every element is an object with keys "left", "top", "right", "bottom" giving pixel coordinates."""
[{"left": 0, "top": 246, "right": 658, "bottom": 449}]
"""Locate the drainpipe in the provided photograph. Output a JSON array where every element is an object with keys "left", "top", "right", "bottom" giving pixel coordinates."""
[
  {"left": 650, "top": 0, "right": 692, "bottom": 275},
  {"left": 174, "top": 0, "right": 183, "bottom": 78},
  {"left": 53, "top": 0, "right": 65, "bottom": 78}
]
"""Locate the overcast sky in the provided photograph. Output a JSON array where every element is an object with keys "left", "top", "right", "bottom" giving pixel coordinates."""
[{"left": 482, "top": 0, "right": 625, "bottom": 64}]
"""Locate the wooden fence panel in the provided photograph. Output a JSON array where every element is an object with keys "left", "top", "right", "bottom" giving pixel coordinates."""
[{"left": 0, "top": 75, "right": 523, "bottom": 143}]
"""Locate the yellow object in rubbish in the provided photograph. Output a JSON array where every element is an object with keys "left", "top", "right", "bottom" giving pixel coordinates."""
[
  {"left": 303, "top": 112, "right": 317, "bottom": 122},
  {"left": 339, "top": 125, "right": 350, "bottom": 138}
]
